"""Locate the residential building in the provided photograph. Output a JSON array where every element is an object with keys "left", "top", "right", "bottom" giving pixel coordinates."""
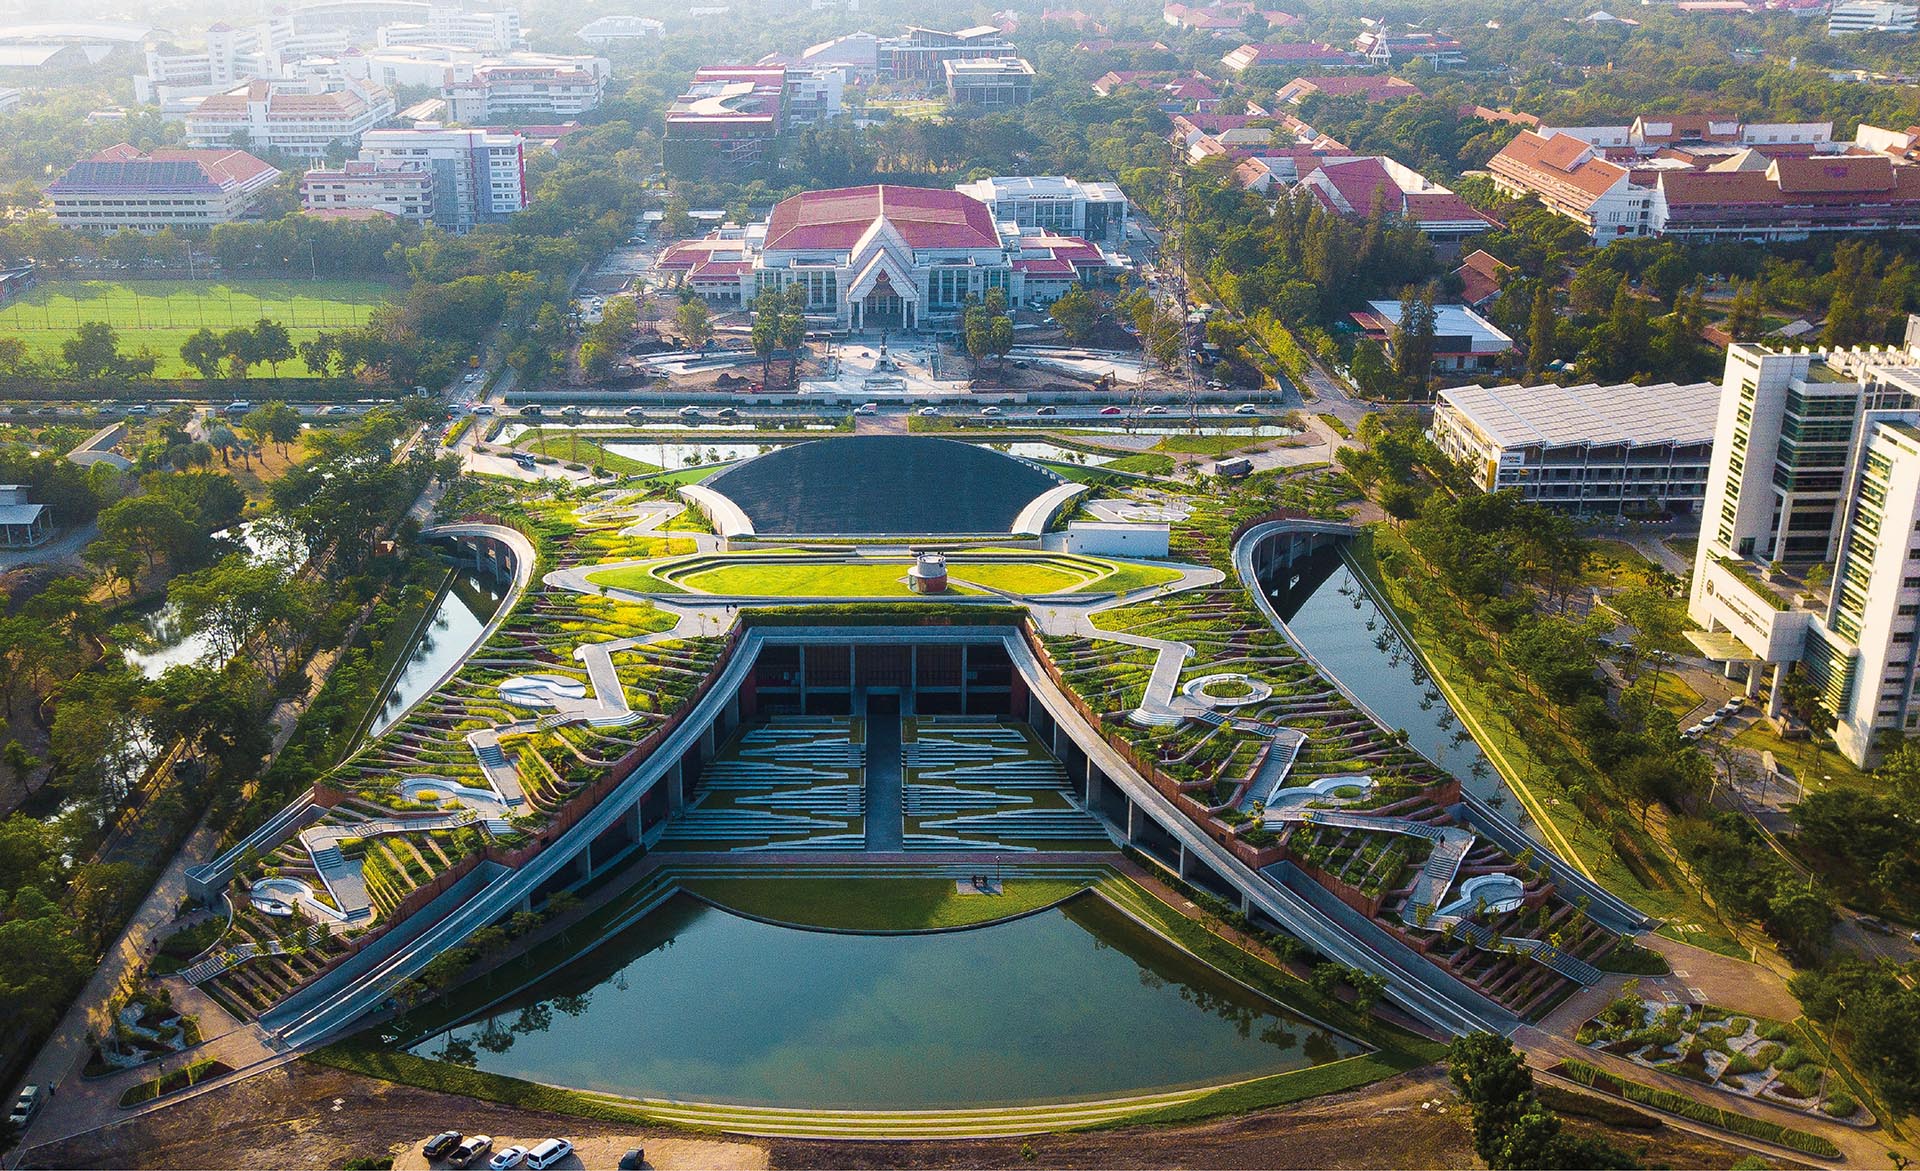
[
  {"left": 1687, "top": 327, "right": 1920, "bottom": 763},
  {"left": 1452, "top": 249, "right": 1511, "bottom": 309},
  {"left": 1275, "top": 73, "right": 1422, "bottom": 105},
  {"left": 953, "top": 175, "right": 1130, "bottom": 242},
  {"left": 1429, "top": 379, "right": 1718, "bottom": 513},
  {"left": 445, "top": 62, "right": 605, "bottom": 122},
  {"left": 784, "top": 68, "right": 846, "bottom": 125},
  {"left": 1533, "top": 115, "right": 1834, "bottom": 155},
  {"left": 1092, "top": 70, "right": 1222, "bottom": 111},
  {"left": 46, "top": 143, "right": 281, "bottom": 230},
  {"left": 1219, "top": 41, "right": 1357, "bottom": 71},
  {"left": 134, "top": 22, "right": 269, "bottom": 105},
  {"left": 656, "top": 184, "right": 1117, "bottom": 326},
  {"left": 0, "top": 485, "right": 50, "bottom": 549},
  {"left": 183, "top": 76, "right": 395, "bottom": 159},
  {"left": 663, "top": 65, "right": 790, "bottom": 177},
  {"left": 1828, "top": 0, "right": 1918, "bottom": 32},
  {"left": 356, "top": 125, "right": 524, "bottom": 231},
  {"left": 1653, "top": 155, "right": 1920, "bottom": 241},
  {"left": 1162, "top": 2, "right": 1297, "bottom": 33},
  {"left": 1348, "top": 299, "right": 1514, "bottom": 374},
  {"left": 300, "top": 157, "right": 433, "bottom": 220},
  {"left": 574, "top": 16, "right": 664, "bottom": 44},
  {"left": 1299, "top": 155, "right": 1490, "bottom": 243},
  {"left": 943, "top": 57, "right": 1035, "bottom": 108},
  {"left": 1351, "top": 27, "right": 1465, "bottom": 67}
]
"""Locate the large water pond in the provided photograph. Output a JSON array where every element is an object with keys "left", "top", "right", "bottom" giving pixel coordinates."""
[
  {"left": 369, "top": 568, "right": 507, "bottom": 736},
  {"left": 1268, "top": 547, "right": 1503, "bottom": 800},
  {"left": 406, "top": 893, "right": 1359, "bottom": 1108},
  {"left": 123, "top": 520, "right": 307, "bottom": 678}
]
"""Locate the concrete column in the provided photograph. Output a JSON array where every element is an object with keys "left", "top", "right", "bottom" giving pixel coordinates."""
[
  {"left": 1746, "top": 662, "right": 1763, "bottom": 698},
  {"left": 1240, "top": 889, "right": 1253, "bottom": 916},
  {"left": 1768, "top": 662, "right": 1788, "bottom": 719},
  {"left": 699, "top": 720, "right": 716, "bottom": 763},
  {"left": 1125, "top": 796, "right": 1139, "bottom": 843},
  {"left": 1050, "top": 721, "right": 1066, "bottom": 761},
  {"left": 624, "top": 802, "right": 643, "bottom": 843},
  {"left": 572, "top": 850, "right": 592, "bottom": 883},
  {"left": 667, "top": 757, "right": 686, "bottom": 811},
  {"left": 1177, "top": 843, "right": 1193, "bottom": 881},
  {"left": 724, "top": 692, "right": 741, "bottom": 735},
  {"left": 1724, "top": 659, "right": 1742, "bottom": 680},
  {"left": 959, "top": 644, "right": 970, "bottom": 714}
]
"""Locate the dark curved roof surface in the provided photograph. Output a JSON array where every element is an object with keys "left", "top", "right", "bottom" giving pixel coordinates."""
[{"left": 704, "top": 436, "right": 1059, "bottom": 534}]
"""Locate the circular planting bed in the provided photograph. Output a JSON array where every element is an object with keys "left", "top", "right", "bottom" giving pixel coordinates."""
[{"left": 1181, "top": 673, "right": 1273, "bottom": 708}]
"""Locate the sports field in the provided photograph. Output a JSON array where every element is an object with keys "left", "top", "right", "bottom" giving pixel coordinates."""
[{"left": 0, "top": 278, "right": 394, "bottom": 377}]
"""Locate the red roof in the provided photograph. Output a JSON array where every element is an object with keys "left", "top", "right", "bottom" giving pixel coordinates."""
[
  {"left": 141, "top": 146, "right": 279, "bottom": 187},
  {"left": 1279, "top": 74, "right": 1422, "bottom": 104},
  {"left": 763, "top": 185, "right": 1000, "bottom": 253},
  {"left": 1453, "top": 249, "right": 1509, "bottom": 305}
]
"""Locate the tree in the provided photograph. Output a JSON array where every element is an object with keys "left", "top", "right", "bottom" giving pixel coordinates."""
[
  {"left": 180, "top": 329, "right": 225, "bottom": 380},
  {"left": 249, "top": 318, "right": 295, "bottom": 375},
  {"left": 1392, "top": 283, "right": 1437, "bottom": 399},
  {"left": 1048, "top": 285, "right": 1098, "bottom": 342},
  {"left": 242, "top": 401, "right": 302, "bottom": 457},
  {"left": 61, "top": 321, "right": 126, "bottom": 379},
  {"left": 1525, "top": 282, "right": 1556, "bottom": 381},
  {"left": 167, "top": 553, "right": 315, "bottom": 672},
  {"left": 95, "top": 494, "right": 192, "bottom": 571},
  {"left": 1448, "top": 1033, "right": 1637, "bottom": 1169},
  {"left": 673, "top": 297, "right": 712, "bottom": 349},
  {"left": 1724, "top": 281, "right": 1765, "bottom": 341}
]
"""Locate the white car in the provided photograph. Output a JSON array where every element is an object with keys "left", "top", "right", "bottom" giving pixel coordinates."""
[
  {"left": 1234, "top": 403, "right": 1259, "bottom": 414},
  {"left": 526, "top": 1139, "right": 573, "bottom": 1170},
  {"left": 1699, "top": 713, "right": 1720, "bottom": 727},
  {"left": 489, "top": 1145, "right": 529, "bottom": 1170},
  {"left": 916, "top": 406, "right": 941, "bottom": 416},
  {"left": 677, "top": 405, "right": 701, "bottom": 418},
  {"left": 464, "top": 372, "right": 479, "bottom": 383},
  {"left": 1684, "top": 724, "right": 1707, "bottom": 737},
  {"left": 1143, "top": 404, "right": 1169, "bottom": 416},
  {"left": 978, "top": 405, "right": 1003, "bottom": 416},
  {"left": 472, "top": 404, "right": 495, "bottom": 416},
  {"left": 854, "top": 402, "right": 878, "bottom": 415}
]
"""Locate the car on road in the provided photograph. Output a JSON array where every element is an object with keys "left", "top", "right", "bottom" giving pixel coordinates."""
[
  {"left": 1684, "top": 724, "right": 1707, "bottom": 737},
  {"left": 526, "top": 1139, "right": 573, "bottom": 1170},
  {"left": 450, "top": 1135, "right": 493, "bottom": 1168},
  {"left": 916, "top": 406, "right": 941, "bottom": 416},
  {"left": 715, "top": 406, "right": 739, "bottom": 419},
  {"left": 423, "top": 1132, "right": 463, "bottom": 1161},
  {"left": 978, "top": 405, "right": 1003, "bottom": 416},
  {"left": 624, "top": 406, "right": 648, "bottom": 417},
  {"left": 9, "top": 1085, "right": 44, "bottom": 1130},
  {"left": 472, "top": 404, "right": 495, "bottom": 415},
  {"left": 1099, "top": 405, "right": 1124, "bottom": 416},
  {"left": 512, "top": 453, "right": 537, "bottom": 470},
  {"left": 1035, "top": 405, "right": 1057, "bottom": 415},
  {"left": 225, "top": 399, "right": 253, "bottom": 415},
  {"left": 464, "top": 372, "right": 479, "bottom": 383},
  {"left": 1142, "top": 404, "right": 1168, "bottom": 415},
  {"left": 488, "top": 1144, "right": 530, "bottom": 1169},
  {"left": 1234, "top": 403, "right": 1259, "bottom": 415},
  {"left": 854, "top": 402, "right": 878, "bottom": 415},
  {"left": 518, "top": 405, "right": 543, "bottom": 417},
  {"left": 560, "top": 405, "right": 583, "bottom": 418},
  {"left": 1858, "top": 916, "right": 1895, "bottom": 936},
  {"left": 127, "top": 404, "right": 149, "bottom": 415},
  {"left": 677, "top": 405, "right": 701, "bottom": 418}
]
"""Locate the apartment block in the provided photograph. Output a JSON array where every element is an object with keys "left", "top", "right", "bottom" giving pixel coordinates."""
[
  {"left": 445, "top": 62, "right": 605, "bottom": 122},
  {"left": 300, "top": 157, "right": 434, "bottom": 220},
  {"left": 183, "top": 76, "right": 395, "bottom": 159},
  {"left": 356, "top": 125, "right": 524, "bottom": 231}
]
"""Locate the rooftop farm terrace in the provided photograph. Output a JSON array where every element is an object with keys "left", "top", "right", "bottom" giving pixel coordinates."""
[{"left": 157, "top": 460, "right": 1653, "bottom": 1133}]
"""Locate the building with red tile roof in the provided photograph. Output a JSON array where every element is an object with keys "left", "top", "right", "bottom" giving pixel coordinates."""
[
  {"left": 1488, "top": 130, "right": 1653, "bottom": 242},
  {"left": 48, "top": 144, "right": 281, "bottom": 231},
  {"left": 1092, "top": 70, "right": 1223, "bottom": 111},
  {"left": 1220, "top": 41, "right": 1359, "bottom": 71},
  {"left": 1452, "top": 249, "right": 1511, "bottom": 308},
  {"left": 1298, "top": 155, "right": 1493, "bottom": 243},
  {"left": 1163, "top": 2, "right": 1299, "bottom": 33},
  {"left": 1275, "top": 73, "right": 1422, "bottom": 105},
  {"left": 660, "top": 184, "right": 1120, "bottom": 329}
]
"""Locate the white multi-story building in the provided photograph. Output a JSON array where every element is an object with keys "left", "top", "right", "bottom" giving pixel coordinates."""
[
  {"left": 1828, "top": 0, "right": 1918, "bottom": 32},
  {"left": 376, "top": 7, "right": 521, "bottom": 51},
  {"left": 300, "top": 157, "right": 434, "bottom": 220},
  {"left": 46, "top": 143, "right": 281, "bottom": 230},
  {"left": 952, "top": 175, "right": 1129, "bottom": 243},
  {"left": 183, "top": 76, "right": 395, "bottom": 160},
  {"left": 1687, "top": 321, "right": 1920, "bottom": 763},
  {"left": 356, "top": 125, "right": 525, "bottom": 231},
  {"left": 1429, "top": 379, "right": 1719, "bottom": 513},
  {"left": 657, "top": 184, "right": 1116, "bottom": 326},
  {"left": 445, "top": 61, "right": 605, "bottom": 122},
  {"left": 943, "top": 56, "right": 1035, "bottom": 108},
  {"left": 574, "top": 15, "right": 664, "bottom": 44},
  {"left": 135, "top": 22, "right": 268, "bottom": 104}
]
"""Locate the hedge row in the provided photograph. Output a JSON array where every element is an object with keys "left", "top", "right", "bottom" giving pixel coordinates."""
[{"left": 1552, "top": 1059, "right": 1840, "bottom": 1158}]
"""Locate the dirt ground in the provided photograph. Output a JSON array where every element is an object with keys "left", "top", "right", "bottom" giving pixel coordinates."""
[{"left": 25, "top": 1057, "right": 1771, "bottom": 1171}]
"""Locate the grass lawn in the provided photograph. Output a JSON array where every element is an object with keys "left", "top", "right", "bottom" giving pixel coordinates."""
[
  {"left": 1730, "top": 720, "right": 1875, "bottom": 791},
  {"left": 1153, "top": 433, "right": 1265, "bottom": 456},
  {"left": 1105, "top": 452, "right": 1175, "bottom": 475},
  {"left": 524, "top": 434, "right": 660, "bottom": 476},
  {"left": 587, "top": 561, "right": 685, "bottom": 594},
  {"left": 679, "top": 561, "right": 975, "bottom": 597},
  {"left": 1317, "top": 413, "right": 1353, "bottom": 439},
  {"left": 0, "top": 278, "right": 391, "bottom": 378},
  {"left": 1088, "top": 562, "right": 1186, "bottom": 594},
  {"left": 681, "top": 876, "right": 1094, "bottom": 931},
  {"left": 1645, "top": 670, "right": 1702, "bottom": 718},
  {"left": 949, "top": 561, "right": 1093, "bottom": 593},
  {"left": 643, "top": 465, "right": 725, "bottom": 485}
]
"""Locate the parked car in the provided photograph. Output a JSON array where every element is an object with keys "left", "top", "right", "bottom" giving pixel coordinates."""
[
  {"left": 1035, "top": 405, "right": 1057, "bottom": 415},
  {"left": 449, "top": 1136, "right": 493, "bottom": 1168},
  {"left": 518, "top": 405, "right": 543, "bottom": 417},
  {"left": 916, "top": 406, "right": 941, "bottom": 416},
  {"left": 512, "top": 453, "right": 537, "bottom": 470},
  {"left": 472, "top": 404, "right": 494, "bottom": 416},
  {"left": 617, "top": 1149, "right": 646, "bottom": 1170},
  {"left": 526, "top": 1138, "right": 573, "bottom": 1170},
  {"left": 9, "top": 1085, "right": 44, "bottom": 1129},
  {"left": 1142, "top": 404, "right": 1168, "bottom": 416},
  {"left": 1099, "top": 405, "right": 1124, "bottom": 416},
  {"left": 1234, "top": 403, "right": 1259, "bottom": 415},
  {"left": 464, "top": 372, "right": 479, "bottom": 383},
  {"left": 489, "top": 1144, "right": 530, "bottom": 1170},
  {"left": 854, "top": 402, "right": 878, "bottom": 415},
  {"left": 423, "top": 1132, "right": 464, "bottom": 1161},
  {"left": 624, "top": 405, "right": 648, "bottom": 417},
  {"left": 1684, "top": 724, "right": 1707, "bottom": 737}
]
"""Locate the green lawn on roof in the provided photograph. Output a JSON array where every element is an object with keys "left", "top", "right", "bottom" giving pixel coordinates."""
[
  {"left": 948, "top": 561, "right": 1094, "bottom": 593},
  {"left": 1087, "top": 562, "right": 1186, "bottom": 593}
]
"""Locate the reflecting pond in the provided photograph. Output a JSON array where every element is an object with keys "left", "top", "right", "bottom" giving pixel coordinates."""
[
  {"left": 370, "top": 569, "right": 507, "bottom": 736},
  {"left": 406, "top": 893, "right": 1360, "bottom": 1108},
  {"left": 123, "top": 520, "right": 308, "bottom": 678}
]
